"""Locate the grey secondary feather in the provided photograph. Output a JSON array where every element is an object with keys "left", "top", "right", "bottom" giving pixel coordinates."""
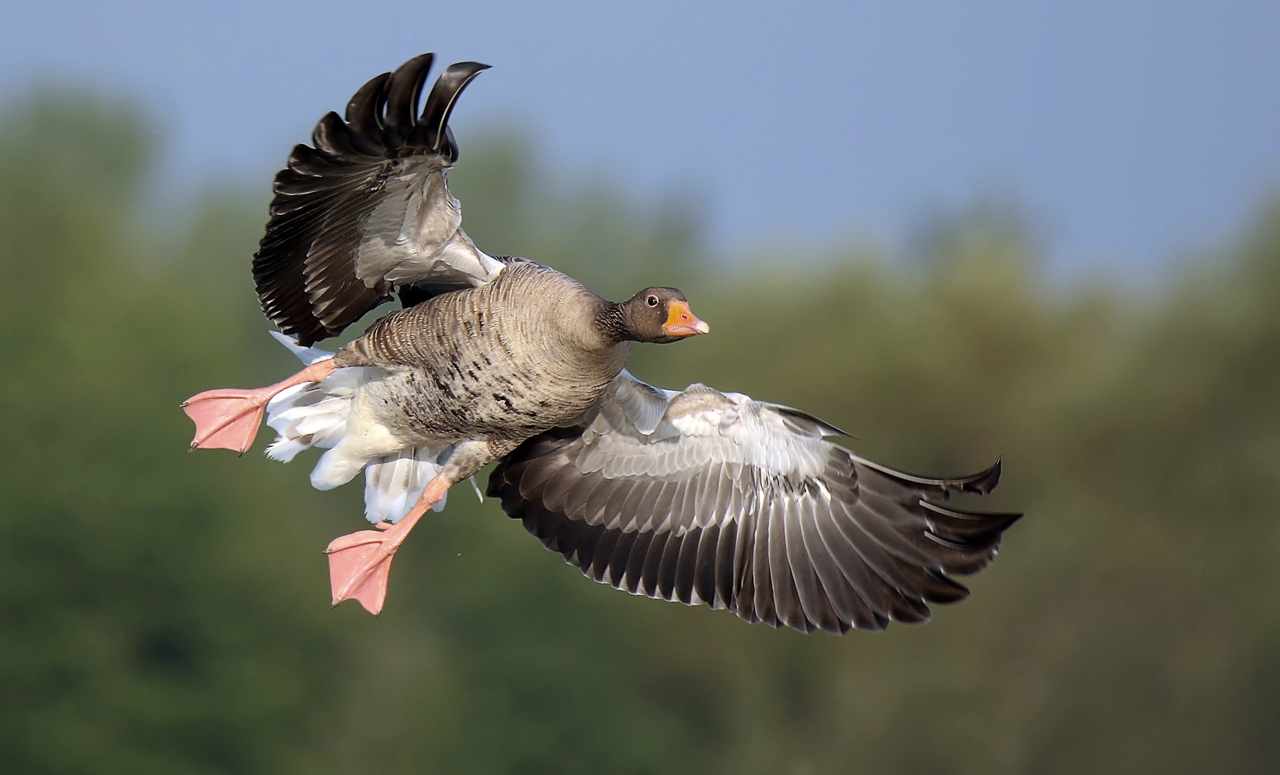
[{"left": 488, "top": 374, "right": 1019, "bottom": 634}]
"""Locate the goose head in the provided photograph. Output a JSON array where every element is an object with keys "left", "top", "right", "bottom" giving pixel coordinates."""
[{"left": 616, "top": 287, "right": 710, "bottom": 344}]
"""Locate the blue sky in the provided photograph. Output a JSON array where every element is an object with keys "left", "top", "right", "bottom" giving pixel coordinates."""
[{"left": 3, "top": 0, "right": 1277, "bottom": 277}]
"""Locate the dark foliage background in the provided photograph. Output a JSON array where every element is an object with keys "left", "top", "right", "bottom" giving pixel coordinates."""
[{"left": 2, "top": 94, "right": 1278, "bottom": 773}]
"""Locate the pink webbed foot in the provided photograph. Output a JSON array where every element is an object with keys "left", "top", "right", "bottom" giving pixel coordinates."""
[
  {"left": 326, "top": 477, "right": 452, "bottom": 615},
  {"left": 182, "top": 358, "right": 336, "bottom": 454},
  {"left": 182, "top": 387, "right": 278, "bottom": 454}
]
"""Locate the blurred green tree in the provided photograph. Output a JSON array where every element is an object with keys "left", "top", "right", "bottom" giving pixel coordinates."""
[{"left": 1, "top": 92, "right": 1278, "bottom": 774}]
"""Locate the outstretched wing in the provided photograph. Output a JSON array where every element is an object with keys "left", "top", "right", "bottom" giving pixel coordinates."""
[
  {"left": 488, "top": 373, "right": 1021, "bottom": 634},
  {"left": 253, "top": 53, "right": 505, "bottom": 345}
]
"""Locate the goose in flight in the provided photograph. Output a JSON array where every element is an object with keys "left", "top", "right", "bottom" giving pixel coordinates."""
[{"left": 183, "top": 53, "right": 1020, "bottom": 633}]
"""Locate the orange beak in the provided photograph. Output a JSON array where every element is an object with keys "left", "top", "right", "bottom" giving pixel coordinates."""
[{"left": 662, "top": 300, "right": 710, "bottom": 338}]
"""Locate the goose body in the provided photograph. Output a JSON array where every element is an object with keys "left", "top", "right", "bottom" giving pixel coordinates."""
[
  {"left": 334, "top": 261, "right": 630, "bottom": 445},
  {"left": 184, "top": 53, "right": 1021, "bottom": 632}
]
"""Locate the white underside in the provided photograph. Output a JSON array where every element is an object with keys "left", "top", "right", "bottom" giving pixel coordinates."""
[{"left": 262, "top": 332, "right": 454, "bottom": 523}]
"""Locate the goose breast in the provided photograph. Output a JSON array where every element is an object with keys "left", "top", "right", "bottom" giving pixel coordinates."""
[{"left": 334, "top": 261, "right": 632, "bottom": 447}]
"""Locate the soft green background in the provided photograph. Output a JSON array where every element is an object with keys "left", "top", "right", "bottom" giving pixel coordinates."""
[{"left": 3, "top": 95, "right": 1278, "bottom": 773}]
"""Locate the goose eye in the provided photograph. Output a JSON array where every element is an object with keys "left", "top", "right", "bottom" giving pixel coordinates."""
[{"left": 646, "top": 295, "right": 659, "bottom": 307}]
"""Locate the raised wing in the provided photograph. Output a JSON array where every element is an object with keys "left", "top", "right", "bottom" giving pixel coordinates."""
[
  {"left": 253, "top": 53, "right": 505, "bottom": 345},
  {"left": 488, "top": 374, "right": 1020, "bottom": 634}
]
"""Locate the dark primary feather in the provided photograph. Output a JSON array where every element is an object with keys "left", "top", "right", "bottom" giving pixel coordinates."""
[
  {"left": 488, "top": 379, "right": 1020, "bottom": 635},
  {"left": 252, "top": 54, "right": 491, "bottom": 345}
]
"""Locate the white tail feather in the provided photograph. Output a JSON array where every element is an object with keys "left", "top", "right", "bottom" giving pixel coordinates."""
[
  {"left": 262, "top": 333, "right": 453, "bottom": 524},
  {"left": 363, "top": 446, "right": 454, "bottom": 523},
  {"left": 310, "top": 447, "right": 367, "bottom": 490},
  {"left": 265, "top": 368, "right": 380, "bottom": 493},
  {"left": 265, "top": 369, "right": 375, "bottom": 462}
]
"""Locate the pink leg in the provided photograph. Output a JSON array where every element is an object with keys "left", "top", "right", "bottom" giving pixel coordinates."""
[
  {"left": 182, "top": 359, "right": 336, "bottom": 454},
  {"left": 325, "top": 476, "right": 453, "bottom": 615}
]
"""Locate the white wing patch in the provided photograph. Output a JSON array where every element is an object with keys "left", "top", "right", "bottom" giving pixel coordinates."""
[{"left": 575, "top": 374, "right": 831, "bottom": 483}]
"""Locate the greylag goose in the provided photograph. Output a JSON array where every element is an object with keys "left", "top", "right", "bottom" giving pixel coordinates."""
[{"left": 183, "top": 53, "right": 1021, "bottom": 633}]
